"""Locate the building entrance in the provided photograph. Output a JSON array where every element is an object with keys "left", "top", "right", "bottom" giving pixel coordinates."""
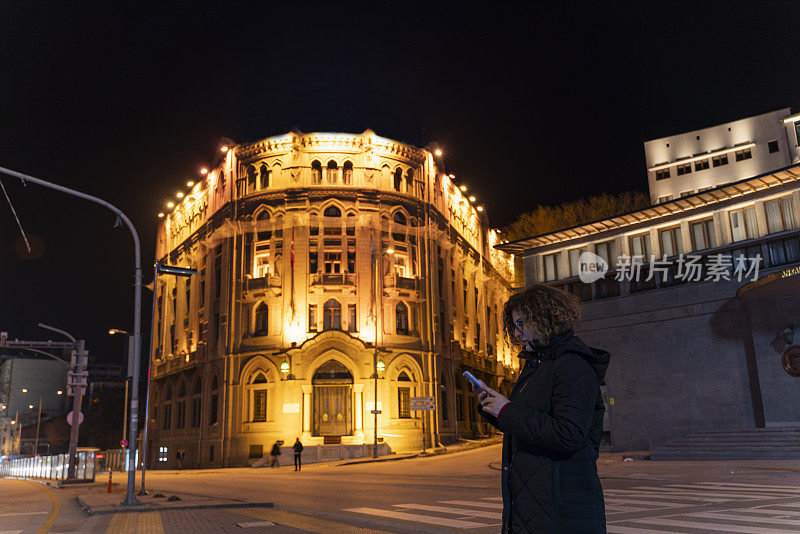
[{"left": 312, "top": 360, "right": 353, "bottom": 436}]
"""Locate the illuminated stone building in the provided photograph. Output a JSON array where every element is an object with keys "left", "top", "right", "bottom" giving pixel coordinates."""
[{"left": 148, "top": 130, "right": 516, "bottom": 468}]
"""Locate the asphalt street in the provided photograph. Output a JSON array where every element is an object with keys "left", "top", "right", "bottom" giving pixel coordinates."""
[{"left": 3, "top": 444, "right": 800, "bottom": 533}]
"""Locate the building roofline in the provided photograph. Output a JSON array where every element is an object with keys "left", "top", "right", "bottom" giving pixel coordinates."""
[
  {"left": 495, "top": 162, "right": 800, "bottom": 255},
  {"left": 643, "top": 107, "right": 793, "bottom": 144}
]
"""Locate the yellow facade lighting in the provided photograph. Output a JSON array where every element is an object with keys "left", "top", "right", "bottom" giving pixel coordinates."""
[
  {"left": 220, "top": 146, "right": 229, "bottom": 152},
  {"left": 434, "top": 149, "right": 442, "bottom": 156},
  {"left": 57, "top": 390, "right": 63, "bottom": 395},
  {"left": 10, "top": 420, "right": 15, "bottom": 425},
  {"left": 187, "top": 181, "right": 194, "bottom": 187},
  {"left": 448, "top": 174, "right": 455, "bottom": 178},
  {"left": 200, "top": 168, "right": 208, "bottom": 175},
  {"left": 158, "top": 212, "right": 165, "bottom": 218},
  {"left": 477, "top": 206, "right": 484, "bottom": 212},
  {"left": 460, "top": 185, "right": 467, "bottom": 192},
  {"left": 167, "top": 202, "right": 175, "bottom": 208},
  {"left": 22, "top": 388, "right": 27, "bottom": 393},
  {"left": 28, "top": 404, "right": 33, "bottom": 409},
  {"left": 280, "top": 361, "right": 290, "bottom": 374},
  {"left": 376, "top": 360, "right": 385, "bottom": 372},
  {"left": 385, "top": 248, "right": 395, "bottom": 254},
  {"left": 469, "top": 196, "right": 476, "bottom": 202},
  {"left": 177, "top": 192, "right": 184, "bottom": 198}
]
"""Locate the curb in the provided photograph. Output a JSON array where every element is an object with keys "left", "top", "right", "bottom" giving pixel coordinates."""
[
  {"left": 338, "top": 454, "right": 419, "bottom": 466},
  {"left": 75, "top": 496, "right": 274, "bottom": 516},
  {"left": 5, "top": 476, "right": 63, "bottom": 489}
]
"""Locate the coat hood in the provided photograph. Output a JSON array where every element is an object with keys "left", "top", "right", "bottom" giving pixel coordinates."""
[{"left": 519, "top": 329, "right": 610, "bottom": 382}]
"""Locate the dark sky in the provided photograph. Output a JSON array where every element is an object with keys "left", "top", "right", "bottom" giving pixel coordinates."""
[{"left": 1, "top": 1, "right": 799, "bottom": 364}]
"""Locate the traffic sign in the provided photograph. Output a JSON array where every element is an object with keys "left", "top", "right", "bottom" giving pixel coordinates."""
[
  {"left": 66, "top": 384, "right": 86, "bottom": 396},
  {"left": 370, "top": 409, "right": 382, "bottom": 414},
  {"left": 66, "top": 411, "right": 84, "bottom": 426},
  {"left": 410, "top": 396, "right": 436, "bottom": 411},
  {"left": 120, "top": 439, "right": 128, "bottom": 448}
]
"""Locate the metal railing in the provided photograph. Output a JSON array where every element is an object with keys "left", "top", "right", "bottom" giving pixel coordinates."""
[{"left": 0, "top": 451, "right": 96, "bottom": 482}]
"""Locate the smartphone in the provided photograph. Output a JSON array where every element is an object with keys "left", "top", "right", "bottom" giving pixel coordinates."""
[{"left": 463, "top": 371, "right": 486, "bottom": 393}]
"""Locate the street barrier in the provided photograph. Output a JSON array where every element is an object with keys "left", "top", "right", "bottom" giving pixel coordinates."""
[{"left": 0, "top": 451, "right": 96, "bottom": 482}]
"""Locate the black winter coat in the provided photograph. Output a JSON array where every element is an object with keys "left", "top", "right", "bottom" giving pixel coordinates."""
[{"left": 479, "top": 330, "right": 610, "bottom": 534}]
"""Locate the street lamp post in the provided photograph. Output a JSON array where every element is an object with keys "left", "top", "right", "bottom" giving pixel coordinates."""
[
  {"left": 33, "top": 396, "right": 42, "bottom": 456},
  {"left": 109, "top": 329, "right": 131, "bottom": 464},
  {"left": 0, "top": 166, "right": 144, "bottom": 506}
]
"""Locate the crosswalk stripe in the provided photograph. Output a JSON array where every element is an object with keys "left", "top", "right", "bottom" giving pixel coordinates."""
[
  {"left": 689, "top": 511, "right": 800, "bottom": 526},
  {"left": 607, "top": 527, "right": 671, "bottom": 534},
  {"left": 627, "top": 487, "right": 763, "bottom": 499},
  {"left": 667, "top": 483, "right": 800, "bottom": 496},
  {"left": 344, "top": 508, "right": 488, "bottom": 528},
  {"left": 604, "top": 497, "right": 685, "bottom": 508},
  {"left": 606, "top": 505, "right": 654, "bottom": 513},
  {"left": 628, "top": 516, "right": 794, "bottom": 533},
  {"left": 604, "top": 489, "right": 728, "bottom": 502},
  {"left": 757, "top": 503, "right": 800, "bottom": 510},
  {"left": 0, "top": 530, "right": 23, "bottom": 534},
  {"left": 482, "top": 497, "right": 503, "bottom": 501},
  {"left": 439, "top": 500, "right": 503, "bottom": 509},
  {"left": 395, "top": 504, "right": 501, "bottom": 520},
  {"left": 708, "top": 482, "right": 800, "bottom": 491},
  {"left": 0, "top": 512, "right": 49, "bottom": 517},
  {"left": 711, "top": 507, "right": 800, "bottom": 516}
]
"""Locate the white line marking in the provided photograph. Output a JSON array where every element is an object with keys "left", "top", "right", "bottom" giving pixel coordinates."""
[
  {"left": 395, "top": 504, "right": 501, "bottom": 520},
  {"left": 667, "top": 483, "right": 800, "bottom": 496},
  {"left": 604, "top": 497, "right": 685, "bottom": 508},
  {"left": 707, "top": 482, "right": 800, "bottom": 491},
  {"left": 0, "top": 530, "right": 24, "bottom": 534},
  {"left": 756, "top": 503, "right": 800, "bottom": 510},
  {"left": 481, "top": 497, "right": 502, "bottom": 501},
  {"left": 626, "top": 487, "right": 762, "bottom": 500},
  {"left": 710, "top": 507, "right": 800, "bottom": 517},
  {"left": 604, "top": 489, "right": 728, "bottom": 502},
  {"left": 0, "top": 512, "right": 48, "bottom": 517},
  {"left": 439, "top": 500, "right": 503, "bottom": 509},
  {"left": 345, "top": 508, "right": 488, "bottom": 528},
  {"left": 607, "top": 526, "right": 670, "bottom": 534},
  {"left": 689, "top": 511, "right": 800, "bottom": 526},
  {"left": 628, "top": 516, "right": 794, "bottom": 533},
  {"left": 605, "top": 505, "right": 655, "bottom": 513}
]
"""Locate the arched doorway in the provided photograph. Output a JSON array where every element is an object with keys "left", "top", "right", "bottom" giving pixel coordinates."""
[{"left": 312, "top": 360, "right": 353, "bottom": 436}]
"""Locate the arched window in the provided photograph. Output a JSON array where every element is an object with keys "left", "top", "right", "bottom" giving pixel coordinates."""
[
  {"left": 393, "top": 168, "right": 403, "bottom": 191},
  {"left": 398, "top": 371, "right": 412, "bottom": 418},
  {"left": 209, "top": 376, "right": 219, "bottom": 426},
  {"left": 405, "top": 169, "right": 414, "bottom": 193},
  {"left": 163, "top": 385, "right": 173, "bottom": 430},
  {"left": 176, "top": 382, "right": 187, "bottom": 429},
  {"left": 346, "top": 212, "right": 355, "bottom": 236},
  {"left": 323, "top": 205, "right": 341, "bottom": 217},
  {"left": 274, "top": 215, "right": 283, "bottom": 238},
  {"left": 247, "top": 165, "right": 257, "bottom": 193},
  {"left": 311, "top": 160, "right": 322, "bottom": 184},
  {"left": 396, "top": 302, "right": 409, "bottom": 335},
  {"left": 254, "top": 302, "right": 268, "bottom": 336},
  {"left": 326, "top": 160, "right": 338, "bottom": 184},
  {"left": 191, "top": 378, "right": 202, "bottom": 428},
  {"left": 393, "top": 212, "right": 407, "bottom": 225},
  {"left": 259, "top": 164, "right": 270, "bottom": 189},
  {"left": 256, "top": 211, "right": 271, "bottom": 241},
  {"left": 251, "top": 372, "right": 268, "bottom": 422},
  {"left": 323, "top": 299, "right": 341, "bottom": 330},
  {"left": 343, "top": 161, "right": 353, "bottom": 184},
  {"left": 393, "top": 211, "right": 406, "bottom": 242}
]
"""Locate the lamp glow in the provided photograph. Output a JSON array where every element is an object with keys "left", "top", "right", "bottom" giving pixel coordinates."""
[
  {"left": 22, "top": 388, "right": 27, "bottom": 393},
  {"left": 10, "top": 420, "right": 15, "bottom": 425},
  {"left": 28, "top": 404, "right": 33, "bottom": 409},
  {"left": 167, "top": 202, "right": 174, "bottom": 208},
  {"left": 220, "top": 146, "right": 228, "bottom": 152},
  {"left": 434, "top": 149, "right": 442, "bottom": 156},
  {"left": 280, "top": 361, "right": 290, "bottom": 373},
  {"left": 57, "top": 390, "right": 63, "bottom": 395},
  {"left": 200, "top": 168, "right": 208, "bottom": 175},
  {"left": 460, "top": 185, "right": 467, "bottom": 192},
  {"left": 187, "top": 181, "right": 194, "bottom": 187},
  {"left": 477, "top": 206, "right": 484, "bottom": 212},
  {"left": 469, "top": 196, "right": 476, "bottom": 202},
  {"left": 177, "top": 192, "right": 184, "bottom": 198},
  {"left": 385, "top": 248, "right": 395, "bottom": 254},
  {"left": 158, "top": 212, "right": 165, "bottom": 218},
  {"left": 376, "top": 360, "right": 385, "bottom": 372}
]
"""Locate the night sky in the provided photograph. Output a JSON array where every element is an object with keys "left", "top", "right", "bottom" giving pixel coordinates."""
[{"left": 1, "top": 1, "right": 799, "bottom": 365}]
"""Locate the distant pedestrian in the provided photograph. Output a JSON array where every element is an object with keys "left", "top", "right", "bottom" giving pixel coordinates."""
[
  {"left": 292, "top": 438, "right": 303, "bottom": 471},
  {"left": 269, "top": 442, "right": 281, "bottom": 468},
  {"left": 175, "top": 449, "right": 185, "bottom": 470},
  {"left": 473, "top": 284, "right": 610, "bottom": 533}
]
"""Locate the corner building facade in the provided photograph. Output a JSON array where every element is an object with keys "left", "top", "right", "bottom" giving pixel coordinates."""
[{"left": 149, "top": 131, "right": 517, "bottom": 468}]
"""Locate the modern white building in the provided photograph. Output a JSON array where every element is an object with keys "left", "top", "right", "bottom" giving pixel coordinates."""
[{"left": 645, "top": 108, "right": 800, "bottom": 204}]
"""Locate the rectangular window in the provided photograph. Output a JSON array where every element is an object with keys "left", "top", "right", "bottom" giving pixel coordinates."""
[
  {"left": 214, "top": 249, "right": 222, "bottom": 299},
  {"left": 348, "top": 304, "right": 357, "bottom": 332},
  {"left": 209, "top": 445, "right": 215, "bottom": 463},
  {"left": 659, "top": 227, "right": 684, "bottom": 257},
  {"left": 440, "top": 387, "right": 448, "bottom": 421},
  {"left": 729, "top": 206, "right": 758, "bottom": 241},
  {"left": 347, "top": 250, "right": 356, "bottom": 273},
  {"left": 398, "top": 387, "right": 411, "bottom": 418},
  {"left": 462, "top": 279, "right": 468, "bottom": 309},
  {"left": 176, "top": 400, "right": 186, "bottom": 429},
  {"left": 690, "top": 218, "right": 717, "bottom": 250},
  {"left": 308, "top": 304, "right": 317, "bottom": 332},
  {"left": 199, "top": 267, "right": 206, "bottom": 307},
  {"left": 768, "top": 237, "right": 800, "bottom": 267},
  {"left": 324, "top": 252, "right": 341, "bottom": 274},
  {"left": 680, "top": 190, "right": 694, "bottom": 197},
  {"left": 657, "top": 195, "right": 673, "bottom": 204},
  {"left": 210, "top": 393, "right": 218, "bottom": 425},
  {"left": 568, "top": 248, "right": 582, "bottom": 277},
  {"left": 543, "top": 252, "right": 560, "bottom": 281},
  {"left": 629, "top": 233, "right": 652, "bottom": 261},
  {"left": 768, "top": 140, "right": 780, "bottom": 153},
  {"left": 676, "top": 163, "right": 692, "bottom": 175},
  {"left": 249, "top": 444, "right": 264, "bottom": 459},
  {"left": 694, "top": 159, "right": 709, "bottom": 171},
  {"left": 159, "top": 446, "right": 168, "bottom": 462},
  {"left": 655, "top": 169, "right": 670, "bottom": 181},
  {"left": 595, "top": 240, "right": 617, "bottom": 268},
  {"left": 309, "top": 247, "right": 318, "bottom": 273},
  {"left": 712, "top": 154, "right": 729, "bottom": 167},
  {"left": 765, "top": 196, "right": 798, "bottom": 234},
  {"left": 735, "top": 148, "right": 752, "bottom": 161},
  {"left": 163, "top": 404, "right": 172, "bottom": 430},
  {"left": 796, "top": 122, "right": 800, "bottom": 147},
  {"left": 191, "top": 397, "right": 201, "bottom": 427},
  {"left": 456, "top": 392, "right": 464, "bottom": 421},
  {"left": 253, "top": 390, "right": 267, "bottom": 422},
  {"left": 185, "top": 279, "right": 191, "bottom": 312}
]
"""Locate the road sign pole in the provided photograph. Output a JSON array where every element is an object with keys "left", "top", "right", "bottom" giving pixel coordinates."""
[{"left": 66, "top": 340, "right": 85, "bottom": 480}]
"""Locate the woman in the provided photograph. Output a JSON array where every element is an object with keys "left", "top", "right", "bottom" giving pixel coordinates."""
[{"left": 474, "top": 284, "right": 610, "bottom": 533}]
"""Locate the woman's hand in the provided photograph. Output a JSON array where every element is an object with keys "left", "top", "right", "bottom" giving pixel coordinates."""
[{"left": 478, "top": 386, "right": 510, "bottom": 418}]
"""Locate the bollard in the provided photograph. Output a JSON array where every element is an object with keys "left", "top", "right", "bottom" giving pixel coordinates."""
[{"left": 107, "top": 469, "right": 112, "bottom": 493}]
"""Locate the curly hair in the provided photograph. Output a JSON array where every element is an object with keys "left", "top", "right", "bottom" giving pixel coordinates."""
[{"left": 501, "top": 284, "right": 582, "bottom": 348}]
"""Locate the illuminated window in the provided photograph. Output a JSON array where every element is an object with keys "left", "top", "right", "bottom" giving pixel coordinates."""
[
  {"left": 690, "top": 218, "right": 717, "bottom": 250},
  {"left": 629, "top": 233, "right": 652, "bottom": 261},
  {"left": 396, "top": 302, "right": 409, "bottom": 335},
  {"left": 311, "top": 160, "right": 322, "bottom": 184},
  {"left": 343, "top": 161, "right": 353, "bottom": 184},
  {"left": 543, "top": 252, "right": 560, "bottom": 281},
  {"left": 323, "top": 299, "right": 341, "bottom": 330},
  {"left": 657, "top": 195, "right": 673, "bottom": 203},
  {"left": 159, "top": 446, "right": 168, "bottom": 462},
  {"left": 729, "top": 206, "right": 758, "bottom": 242},
  {"left": 568, "top": 248, "right": 583, "bottom": 277},
  {"left": 735, "top": 148, "right": 752, "bottom": 162},
  {"left": 659, "top": 226, "right": 684, "bottom": 257},
  {"left": 308, "top": 304, "right": 318, "bottom": 332},
  {"left": 326, "top": 160, "right": 338, "bottom": 184},
  {"left": 765, "top": 196, "right": 797, "bottom": 234},
  {"left": 595, "top": 240, "right": 617, "bottom": 268},
  {"left": 712, "top": 154, "right": 728, "bottom": 167},
  {"left": 254, "top": 303, "right": 268, "bottom": 337}
]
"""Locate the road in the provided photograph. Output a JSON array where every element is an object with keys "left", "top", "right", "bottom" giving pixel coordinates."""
[{"left": 3, "top": 444, "right": 800, "bottom": 532}]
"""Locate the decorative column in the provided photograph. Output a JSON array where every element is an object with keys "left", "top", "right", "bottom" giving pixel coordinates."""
[
  {"left": 302, "top": 384, "right": 312, "bottom": 439},
  {"left": 353, "top": 384, "right": 364, "bottom": 439}
]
